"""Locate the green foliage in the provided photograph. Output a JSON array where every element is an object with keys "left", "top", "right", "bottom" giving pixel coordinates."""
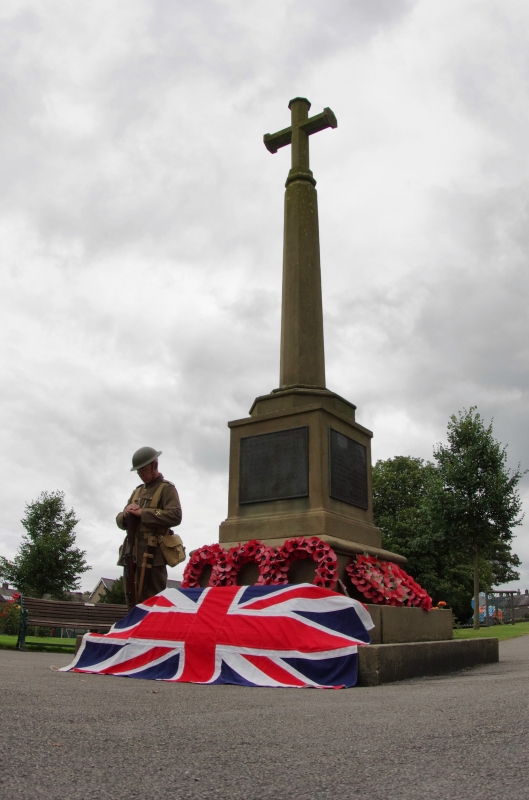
[
  {"left": 432, "top": 408, "right": 523, "bottom": 581},
  {"left": 372, "top": 454, "right": 439, "bottom": 555},
  {"left": 373, "top": 455, "right": 474, "bottom": 619},
  {"left": 0, "top": 491, "right": 90, "bottom": 599},
  {"left": 27, "top": 626, "right": 52, "bottom": 637},
  {"left": 97, "top": 577, "right": 126, "bottom": 605},
  {"left": 0, "top": 601, "right": 20, "bottom": 635},
  {"left": 0, "top": 601, "right": 52, "bottom": 637},
  {"left": 433, "top": 408, "right": 523, "bottom": 627},
  {"left": 373, "top": 410, "right": 524, "bottom": 622}
]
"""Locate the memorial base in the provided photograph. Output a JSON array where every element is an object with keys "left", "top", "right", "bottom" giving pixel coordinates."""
[
  {"left": 357, "top": 638, "right": 499, "bottom": 686},
  {"left": 365, "top": 605, "right": 453, "bottom": 643},
  {"left": 216, "top": 386, "right": 469, "bottom": 683},
  {"left": 219, "top": 387, "right": 402, "bottom": 564}
]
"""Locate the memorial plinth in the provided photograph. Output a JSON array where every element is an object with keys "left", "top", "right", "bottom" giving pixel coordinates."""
[
  {"left": 218, "top": 387, "right": 406, "bottom": 576},
  {"left": 218, "top": 98, "right": 403, "bottom": 582}
]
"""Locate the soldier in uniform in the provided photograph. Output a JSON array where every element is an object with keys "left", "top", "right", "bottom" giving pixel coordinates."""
[{"left": 116, "top": 447, "right": 183, "bottom": 602}]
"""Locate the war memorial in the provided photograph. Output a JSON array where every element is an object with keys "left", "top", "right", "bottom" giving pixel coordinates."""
[{"left": 190, "top": 97, "right": 498, "bottom": 683}]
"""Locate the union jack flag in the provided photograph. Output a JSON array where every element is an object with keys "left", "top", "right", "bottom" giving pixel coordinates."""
[{"left": 62, "top": 584, "right": 373, "bottom": 688}]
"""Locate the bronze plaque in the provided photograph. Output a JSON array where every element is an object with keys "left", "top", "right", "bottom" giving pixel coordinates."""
[
  {"left": 239, "top": 427, "right": 309, "bottom": 504},
  {"left": 329, "top": 428, "right": 368, "bottom": 509}
]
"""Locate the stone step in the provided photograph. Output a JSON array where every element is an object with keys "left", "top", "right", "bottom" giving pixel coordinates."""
[{"left": 357, "top": 638, "right": 499, "bottom": 686}]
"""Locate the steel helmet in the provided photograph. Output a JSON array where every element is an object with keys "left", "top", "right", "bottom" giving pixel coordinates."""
[{"left": 130, "top": 446, "right": 162, "bottom": 471}]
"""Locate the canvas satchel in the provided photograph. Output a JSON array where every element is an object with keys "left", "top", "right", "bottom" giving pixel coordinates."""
[{"left": 159, "top": 532, "right": 186, "bottom": 567}]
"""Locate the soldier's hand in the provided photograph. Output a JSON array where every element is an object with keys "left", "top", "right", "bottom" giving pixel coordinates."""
[{"left": 124, "top": 503, "right": 142, "bottom": 518}]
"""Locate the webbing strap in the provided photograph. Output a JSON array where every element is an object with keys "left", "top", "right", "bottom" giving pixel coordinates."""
[
  {"left": 149, "top": 483, "right": 164, "bottom": 509},
  {"left": 131, "top": 482, "right": 164, "bottom": 508}
]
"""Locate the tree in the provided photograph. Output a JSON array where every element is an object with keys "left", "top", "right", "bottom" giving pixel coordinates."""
[
  {"left": 97, "top": 577, "right": 126, "bottom": 604},
  {"left": 433, "top": 408, "right": 523, "bottom": 629},
  {"left": 373, "top": 411, "right": 524, "bottom": 623},
  {"left": 372, "top": 455, "right": 438, "bottom": 556},
  {"left": 373, "top": 455, "right": 475, "bottom": 619},
  {"left": 0, "top": 491, "right": 89, "bottom": 599}
]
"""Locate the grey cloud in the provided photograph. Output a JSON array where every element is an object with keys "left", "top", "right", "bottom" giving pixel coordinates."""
[
  {"left": 0, "top": 0, "right": 415, "bottom": 262},
  {"left": 1, "top": 1, "right": 528, "bottom": 593}
]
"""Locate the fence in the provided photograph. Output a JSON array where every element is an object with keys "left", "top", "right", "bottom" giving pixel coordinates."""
[{"left": 477, "top": 591, "right": 516, "bottom": 626}]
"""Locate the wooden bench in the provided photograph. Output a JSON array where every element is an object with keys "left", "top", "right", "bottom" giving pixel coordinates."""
[{"left": 16, "top": 595, "right": 129, "bottom": 651}]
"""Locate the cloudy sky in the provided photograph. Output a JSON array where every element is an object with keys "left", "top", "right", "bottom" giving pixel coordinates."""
[{"left": 1, "top": 0, "right": 529, "bottom": 596}]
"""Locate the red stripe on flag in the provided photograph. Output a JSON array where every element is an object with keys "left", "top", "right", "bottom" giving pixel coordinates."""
[
  {"left": 100, "top": 646, "right": 173, "bottom": 674},
  {"left": 178, "top": 587, "right": 239, "bottom": 682},
  {"left": 142, "top": 595, "right": 175, "bottom": 608},
  {"left": 117, "top": 609, "right": 196, "bottom": 640},
  {"left": 219, "top": 614, "right": 353, "bottom": 652},
  {"left": 243, "top": 654, "right": 307, "bottom": 687}
]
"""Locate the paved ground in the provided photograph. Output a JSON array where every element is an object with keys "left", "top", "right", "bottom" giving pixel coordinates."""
[{"left": 2, "top": 637, "right": 528, "bottom": 800}]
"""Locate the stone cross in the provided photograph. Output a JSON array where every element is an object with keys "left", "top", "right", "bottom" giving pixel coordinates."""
[
  {"left": 264, "top": 98, "right": 337, "bottom": 389},
  {"left": 264, "top": 97, "right": 337, "bottom": 185}
]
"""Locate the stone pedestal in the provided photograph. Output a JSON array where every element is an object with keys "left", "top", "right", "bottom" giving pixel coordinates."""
[{"left": 218, "top": 386, "right": 405, "bottom": 582}]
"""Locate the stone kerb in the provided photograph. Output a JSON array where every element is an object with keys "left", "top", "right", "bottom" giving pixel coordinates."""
[{"left": 357, "top": 638, "right": 499, "bottom": 686}]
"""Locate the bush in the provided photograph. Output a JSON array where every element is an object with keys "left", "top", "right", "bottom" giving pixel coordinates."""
[
  {"left": 98, "top": 576, "right": 126, "bottom": 605},
  {"left": 27, "top": 626, "right": 52, "bottom": 637},
  {"left": 0, "top": 601, "right": 21, "bottom": 635}
]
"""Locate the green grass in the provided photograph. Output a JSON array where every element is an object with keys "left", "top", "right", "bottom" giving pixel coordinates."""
[
  {"left": 0, "top": 634, "right": 76, "bottom": 652},
  {"left": 453, "top": 621, "right": 529, "bottom": 641}
]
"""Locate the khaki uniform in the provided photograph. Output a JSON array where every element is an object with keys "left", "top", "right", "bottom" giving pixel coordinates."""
[{"left": 116, "top": 473, "right": 182, "bottom": 602}]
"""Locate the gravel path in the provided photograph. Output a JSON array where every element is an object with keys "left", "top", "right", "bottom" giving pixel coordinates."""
[{"left": 2, "top": 636, "right": 528, "bottom": 800}]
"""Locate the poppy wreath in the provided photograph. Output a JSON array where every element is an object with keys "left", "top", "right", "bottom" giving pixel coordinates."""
[
  {"left": 346, "top": 554, "right": 432, "bottom": 611},
  {"left": 214, "top": 540, "right": 277, "bottom": 586},
  {"left": 181, "top": 543, "right": 229, "bottom": 588},
  {"left": 255, "top": 544, "right": 290, "bottom": 585},
  {"left": 277, "top": 536, "right": 338, "bottom": 590}
]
